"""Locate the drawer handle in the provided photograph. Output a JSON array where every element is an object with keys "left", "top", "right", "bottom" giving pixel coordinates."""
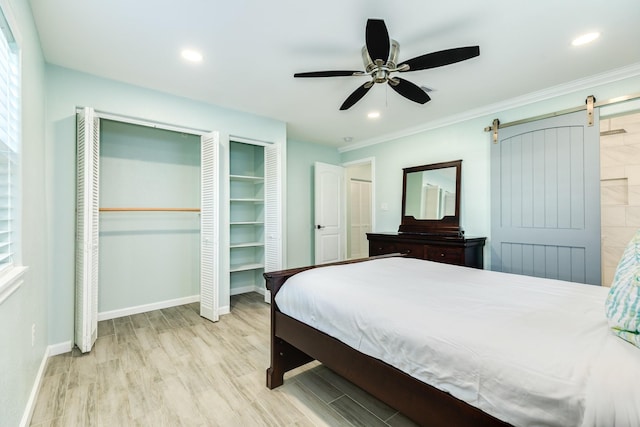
[{"left": 440, "top": 253, "right": 445, "bottom": 257}]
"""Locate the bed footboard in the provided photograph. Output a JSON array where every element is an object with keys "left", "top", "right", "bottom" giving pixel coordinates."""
[
  {"left": 264, "top": 264, "right": 318, "bottom": 389},
  {"left": 263, "top": 256, "right": 510, "bottom": 427}
]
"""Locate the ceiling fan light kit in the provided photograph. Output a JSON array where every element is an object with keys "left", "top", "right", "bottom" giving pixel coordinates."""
[{"left": 294, "top": 19, "right": 480, "bottom": 110}]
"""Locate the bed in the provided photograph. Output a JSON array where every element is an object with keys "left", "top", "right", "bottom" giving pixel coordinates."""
[{"left": 264, "top": 255, "right": 640, "bottom": 427}]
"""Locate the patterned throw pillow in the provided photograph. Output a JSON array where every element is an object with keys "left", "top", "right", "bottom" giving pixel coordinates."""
[{"left": 605, "top": 230, "right": 640, "bottom": 348}]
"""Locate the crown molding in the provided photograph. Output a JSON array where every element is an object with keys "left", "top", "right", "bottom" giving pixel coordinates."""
[{"left": 339, "top": 62, "right": 640, "bottom": 153}]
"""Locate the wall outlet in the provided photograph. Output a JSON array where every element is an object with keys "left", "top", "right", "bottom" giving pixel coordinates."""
[{"left": 31, "top": 324, "right": 36, "bottom": 347}]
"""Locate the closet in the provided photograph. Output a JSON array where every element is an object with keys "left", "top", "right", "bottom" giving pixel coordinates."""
[
  {"left": 226, "top": 139, "right": 282, "bottom": 298},
  {"left": 98, "top": 120, "right": 201, "bottom": 315},
  {"left": 75, "top": 108, "right": 219, "bottom": 353},
  {"left": 75, "top": 108, "right": 284, "bottom": 353}
]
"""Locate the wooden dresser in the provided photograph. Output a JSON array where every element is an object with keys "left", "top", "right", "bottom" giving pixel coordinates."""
[{"left": 367, "top": 232, "right": 486, "bottom": 269}]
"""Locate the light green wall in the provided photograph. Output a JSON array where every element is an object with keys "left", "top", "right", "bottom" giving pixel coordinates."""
[
  {"left": 341, "top": 73, "right": 640, "bottom": 266},
  {"left": 4, "top": 1, "right": 637, "bottom": 422},
  {"left": 45, "top": 65, "right": 287, "bottom": 345},
  {"left": 98, "top": 120, "right": 201, "bottom": 312},
  {"left": 342, "top": 119, "right": 489, "bottom": 235},
  {"left": 286, "top": 139, "right": 340, "bottom": 268},
  {"left": 0, "top": 0, "right": 48, "bottom": 425}
]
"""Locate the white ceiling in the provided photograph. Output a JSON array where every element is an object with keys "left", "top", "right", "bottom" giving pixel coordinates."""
[{"left": 28, "top": 0, "right": 640, "bottom": 147}]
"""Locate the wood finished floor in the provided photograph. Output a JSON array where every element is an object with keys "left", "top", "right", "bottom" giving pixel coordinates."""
[{"left": 30, "top": 293, "right": 419, "bottom": 427}]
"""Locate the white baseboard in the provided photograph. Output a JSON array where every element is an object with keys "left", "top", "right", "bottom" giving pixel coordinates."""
[
  {"left": 49, "top": 340, "right": 73, "bottom": 357},
  {"left": 20, "top": 345, "right": 50, "bottom": 427},
  {"left": 220, "top": 286, "right": 266, "bottom": 315},
  {"left": 91, "top": 289, "right": 267, "bottom": 323},
  {"left": 230, "top": 285, "right": 266, "bottom": 296},
  {"left": 97, "top": 295, "right": 200, "bottom": 321}
]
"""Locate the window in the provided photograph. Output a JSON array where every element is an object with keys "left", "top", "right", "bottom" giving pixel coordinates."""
[{"left": 0, "top": 3, "right": 25, "bottom": 303}]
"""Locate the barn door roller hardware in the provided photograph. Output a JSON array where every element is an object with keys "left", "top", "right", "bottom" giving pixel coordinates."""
[
  {"left": 586, "top": 95, "right": 595, "bottom": 126},
  {"left": 482, "top": 93, "right": 640, "bottom": 143},
  {"left": 490, "top": 119, "right": 500, "bottom": 144}
]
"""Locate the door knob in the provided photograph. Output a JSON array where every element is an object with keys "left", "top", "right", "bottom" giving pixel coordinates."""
[{"left": 316, "top": 225, "right": 325, "bottom": 229}]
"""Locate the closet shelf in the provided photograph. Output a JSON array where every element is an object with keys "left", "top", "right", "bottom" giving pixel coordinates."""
[
  {"left": 230, "top": 242, "right": 264, "bottom": 248},
  {"left": 230, "top": 174, "right": 264, "bottom": 182},
  {"left": 99, "top": 207, "right": 200, "bottom": 212},
  {"left": 230, "top": 198, "right": 263, "bottom": 203},
  {"left": 230, "top": 263, "right": 264, "bottom": 273}
]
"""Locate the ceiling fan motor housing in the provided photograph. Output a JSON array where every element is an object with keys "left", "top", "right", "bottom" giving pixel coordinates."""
[{"left": 362, "top": 39, "right": 400, "bottom": 83}]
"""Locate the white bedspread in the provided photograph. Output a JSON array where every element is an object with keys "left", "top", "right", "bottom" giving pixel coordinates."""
[{"left": 274, "top": 257, "right": 640, "bottom": 427}]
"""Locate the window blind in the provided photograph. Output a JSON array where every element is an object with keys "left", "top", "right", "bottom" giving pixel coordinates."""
[{"left": 0, "top": 8, "right": 20, "bottom": 271}]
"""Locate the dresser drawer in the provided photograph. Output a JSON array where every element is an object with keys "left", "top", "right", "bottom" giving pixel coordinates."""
[
  {"left": 369, "top": 240, "right": 424, "bottom": 258},
  {"left": 367, "top": 233, "right": 486, "bottom": 268},
  {"left": 425, "top": 246, "right": 464, "bottom": 265},
  {"left": 395, "top": 243, "right": 424, "bottom": 258}
]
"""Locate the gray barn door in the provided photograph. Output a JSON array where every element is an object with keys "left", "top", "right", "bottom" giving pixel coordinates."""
[{"left": 490, "top": 109, "right": 601, "bottom": 285}]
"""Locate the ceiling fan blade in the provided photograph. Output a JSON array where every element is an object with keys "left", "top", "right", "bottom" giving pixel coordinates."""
[
  {"left": 400, "top": 46, "right": 480, "bottom": 72},
  {"left": 365, "top": 19, "right": 390, "bottom": 63},
  {"left": 294, "top": 70, "right": 361, "bottom": 78},
  {"left": 388, "top": 77, "right": 431, "bottom": 104},
  {"left": 340, "top": 82, "right": 373, "bottom": 110}
]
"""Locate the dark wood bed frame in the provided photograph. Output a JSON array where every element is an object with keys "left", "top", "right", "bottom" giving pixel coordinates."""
[{"left": 264, "top": 256, "right": 511, "bottom": 427}]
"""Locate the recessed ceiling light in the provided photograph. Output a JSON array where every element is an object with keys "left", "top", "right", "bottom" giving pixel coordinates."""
[
  {"left": 368, "top": 111, "right": 380, "bottom": 119},
  {"left": 571, "top": 32, "right": 600, "bottom": 46},
  {"left": 181, "top": 49, "right": 203, "bottom": 62}
]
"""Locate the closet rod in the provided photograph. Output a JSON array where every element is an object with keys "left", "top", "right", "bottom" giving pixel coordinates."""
[{"left": 99, "top": 208, "right": 201, "bottom": 212}]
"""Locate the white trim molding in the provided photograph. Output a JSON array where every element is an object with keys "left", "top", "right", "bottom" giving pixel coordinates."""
[
  {"left": 0, "top": 265, "right": 27, "bottom": 305},
  {"left": 230, "top": 286, "right": 266, "bottom": 297},
  {"left": 339, "top": 62, "right": 640, "bottom": 153},
  {"left": 48, "top": 341, "right": 73, "bottom": 357},
  {"left": 97, "top": 295, "right": 200, "bottom": 321},
  {"left": 19, "top": 345, "right": 50, "bottom": 427}
]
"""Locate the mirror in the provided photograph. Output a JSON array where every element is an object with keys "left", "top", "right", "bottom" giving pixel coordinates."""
[{"left": 399, "top": 160, "right": 462, "bottom": 235}]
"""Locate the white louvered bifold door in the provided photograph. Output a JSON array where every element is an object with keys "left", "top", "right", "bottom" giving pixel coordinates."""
[
  {"left": 264, "top": 143, "right": 283, "bottom": 301},
  {"left": 75, "top": 107, "right": 100, "bottom": 353},
  {"left": 200, "top": 132, "right": 219, "bottom": 321}
]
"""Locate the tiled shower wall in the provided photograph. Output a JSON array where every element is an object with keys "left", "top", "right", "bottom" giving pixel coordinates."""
[{"left": 600, "top": 111, "right": 640, "bottom": 286}]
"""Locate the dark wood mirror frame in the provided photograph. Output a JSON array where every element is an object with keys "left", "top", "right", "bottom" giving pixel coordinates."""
[{"left": 399, "top": 160, "right": 462, "bottom": 236}]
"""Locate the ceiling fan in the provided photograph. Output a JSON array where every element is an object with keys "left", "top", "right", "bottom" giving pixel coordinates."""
[{"left": 294, "top": 19, "right": 480, "bottom": 110}]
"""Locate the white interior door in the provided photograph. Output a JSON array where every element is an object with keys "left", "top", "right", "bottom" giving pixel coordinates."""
[
  {"left": 491, "top": 109, "right": 601, "bottom": 285},
  {"left": 315, "top": 162, "right": 344, "bottom": 264},
  {"left": 200, "top": 132, "right": 219, "bottom": 321},
  {"left": 75, "top": 107, "right": 99, "bottom": 353}
]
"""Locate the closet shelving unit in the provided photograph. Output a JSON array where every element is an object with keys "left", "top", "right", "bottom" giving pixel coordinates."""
[{"left": 229, "top": 141, "right": 266, "bottom": 293}]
